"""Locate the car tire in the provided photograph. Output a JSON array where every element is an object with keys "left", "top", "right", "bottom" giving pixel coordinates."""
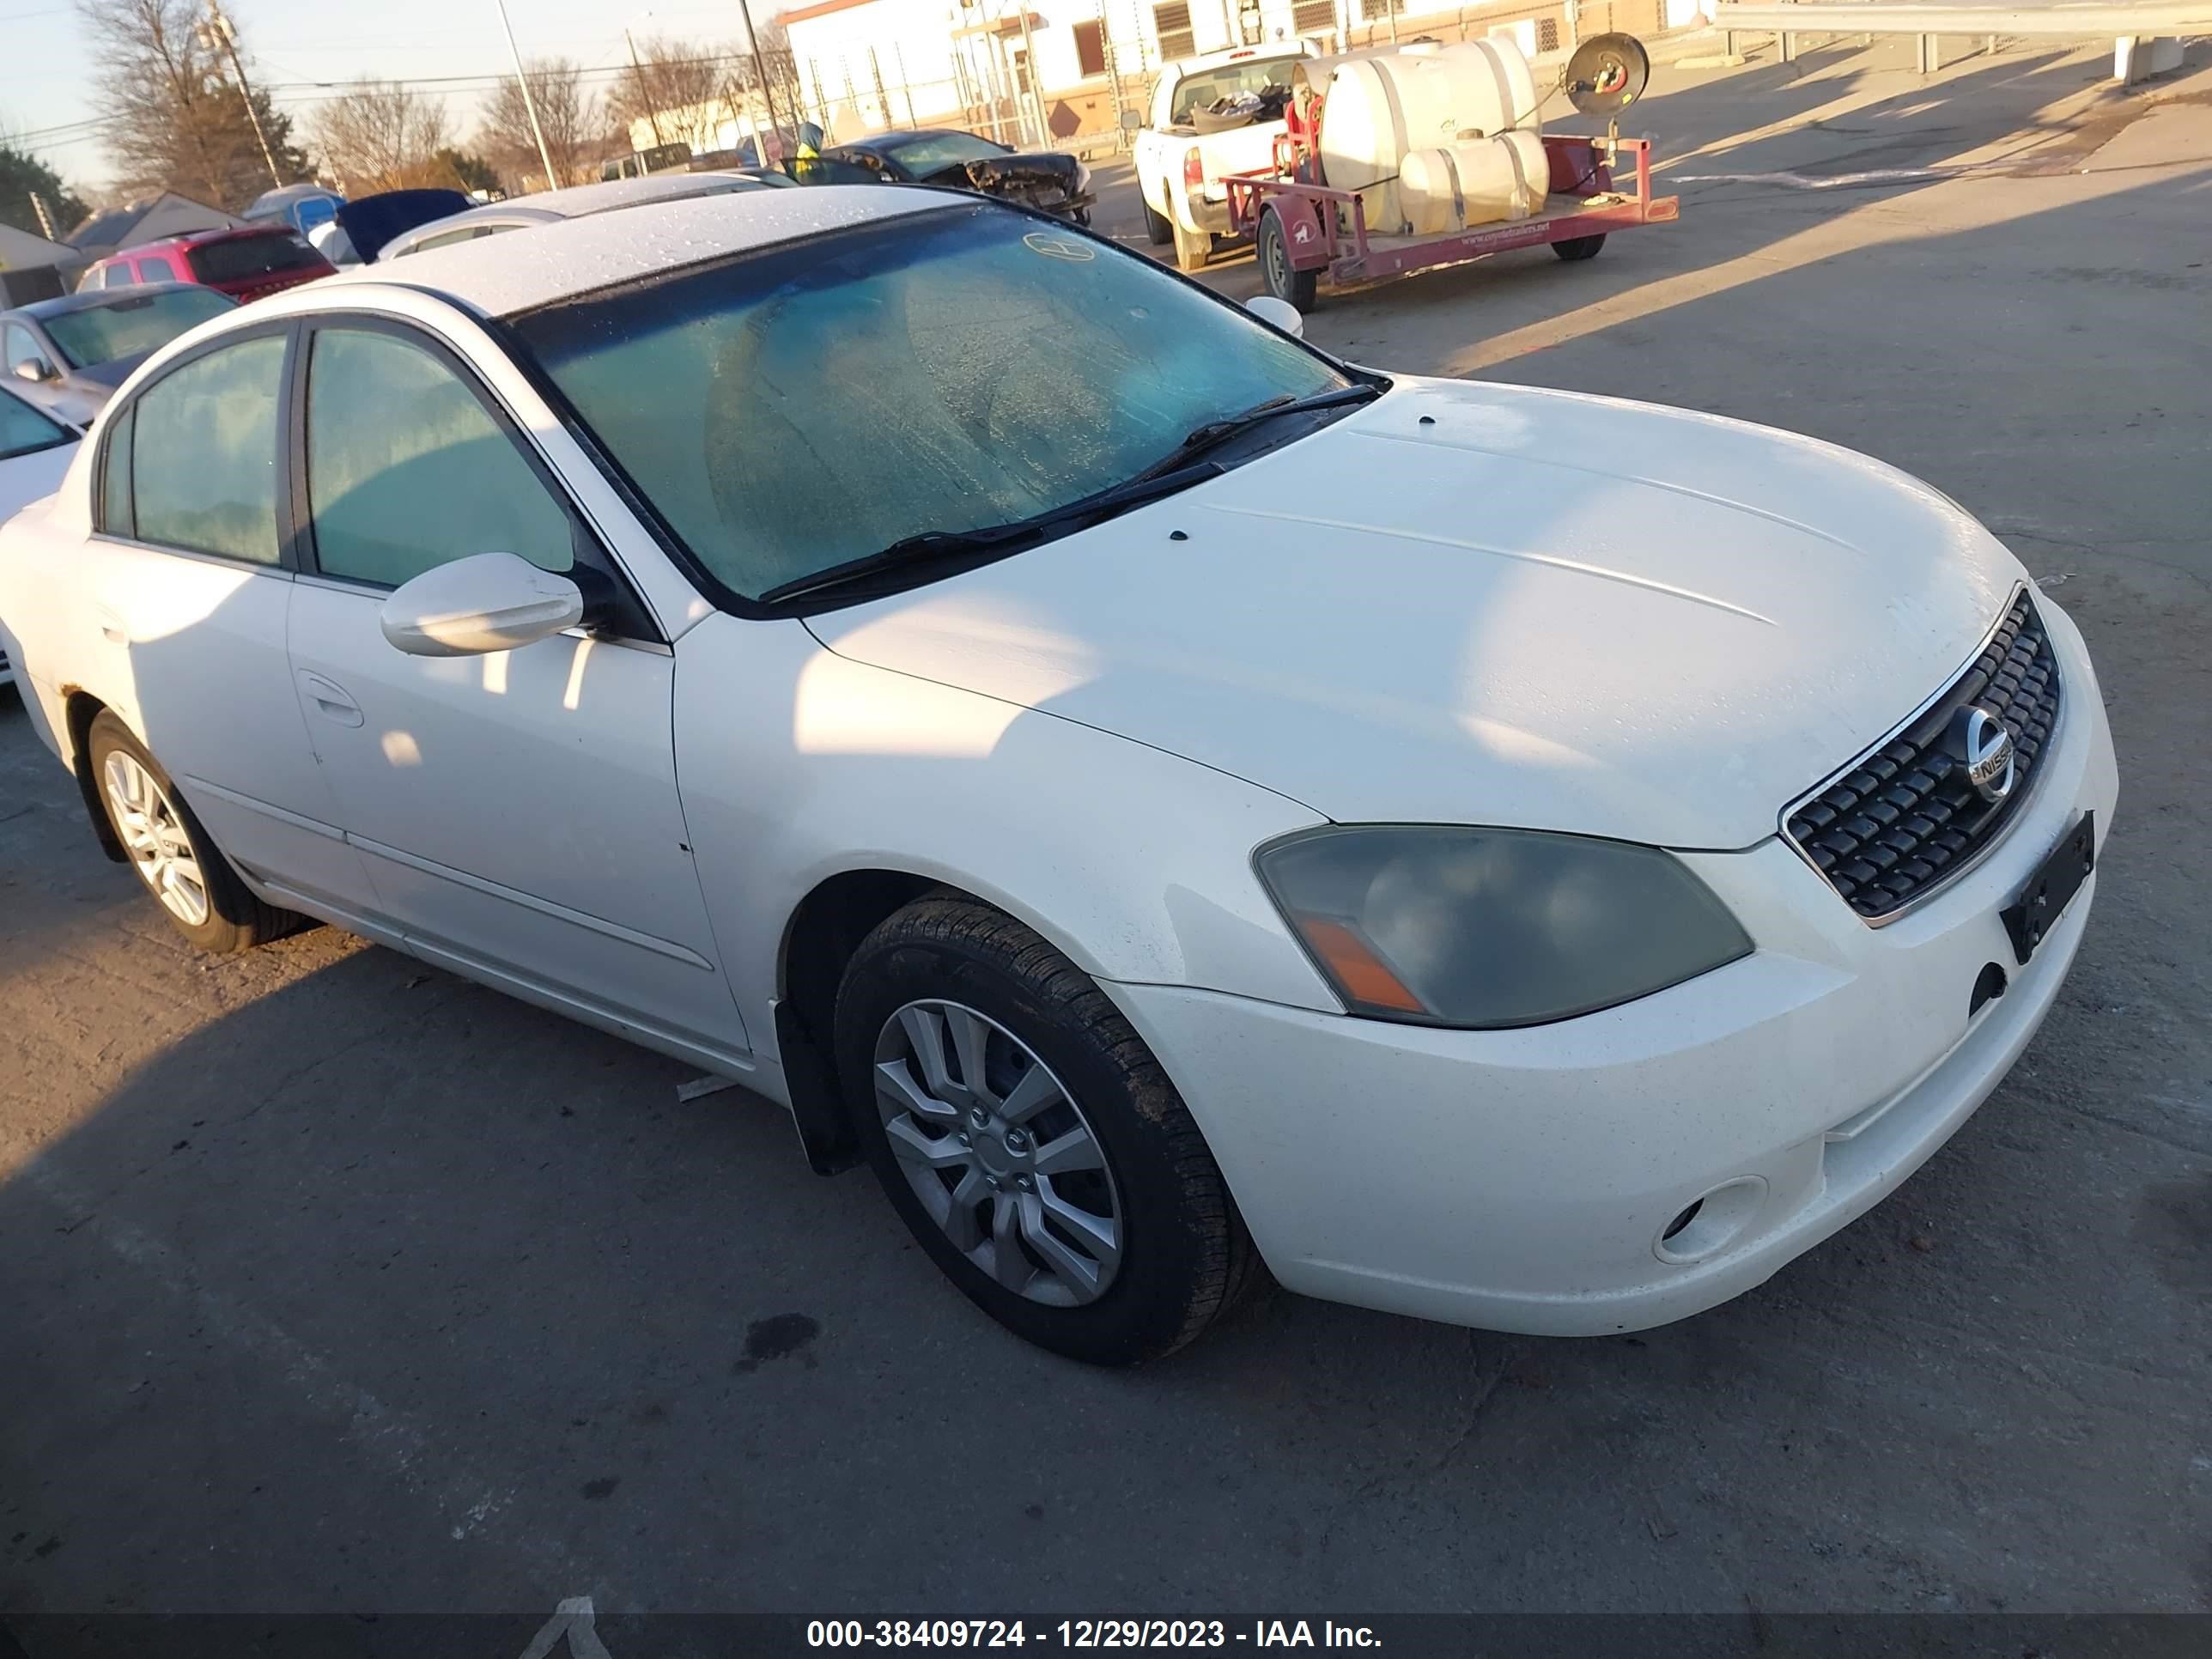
[
  {"left": 834, "top": 894, "right": 1256, "bottom": 1365},
  {"left": 1258, "top": 210, "right": 1318, "bottom": 310},
  {"left": 1553, "top": 234, "right": 1607, "bottom": 261},
  {"left": 86, "top": 710, "right": 303, "bottom": 953},
  {"left": 1143, "top": 193, "right": 1174, "bottom": 246}
]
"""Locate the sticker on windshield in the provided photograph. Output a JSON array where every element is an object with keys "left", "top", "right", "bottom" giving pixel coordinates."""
[{"left": 1022, "top": 231, "right": 1095, "bottom": 262}]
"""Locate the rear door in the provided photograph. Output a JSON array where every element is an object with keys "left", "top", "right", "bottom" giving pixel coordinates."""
[
  {"left": 82, "top": 322, "right": 367, "bottom": 908},
  {"left": 280, "top": 313, "right": 747, "bottom": 1056}
]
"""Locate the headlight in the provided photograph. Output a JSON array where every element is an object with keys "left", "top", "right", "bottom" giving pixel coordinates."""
[
  {"left": 1074, "top": 161, "right": 1093, "bottom": 194},
  {"left": 1255, "top": 825, "right": 1753, "bottom": 1028}
]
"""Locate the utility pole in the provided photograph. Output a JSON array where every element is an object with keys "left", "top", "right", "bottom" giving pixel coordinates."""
[
  {"left": 492, "top": 0, "right": 562, "bottom": 191},
  {"left": 625, "top": 28, "right": 670, "bottom": 147},
  {"left": 203, "top": 3, "right": 283, "bottom": 189},
  {"left": 732, "top": 0, "right": 784, "bottom": 161}
]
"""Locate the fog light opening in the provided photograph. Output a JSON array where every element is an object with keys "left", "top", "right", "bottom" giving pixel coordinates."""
[
  {"left": 1970, "top": 962, "right": 2008, "bottom": 1018},
  {"left": 1653, "top": 1176, "right": 1768, "bottom": 1265}
]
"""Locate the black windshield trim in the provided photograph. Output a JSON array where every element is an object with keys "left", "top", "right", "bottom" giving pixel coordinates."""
[{"left": 493, "top": 198, "right": 1376, "bottom": 622}]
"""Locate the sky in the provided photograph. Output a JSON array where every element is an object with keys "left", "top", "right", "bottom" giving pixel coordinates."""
[{"left": 3, "top": 0, "right": 776, "bottom": 194}]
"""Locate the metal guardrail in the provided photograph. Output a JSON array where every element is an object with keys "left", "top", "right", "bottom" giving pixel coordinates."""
[{"left": 1711, "top": 0, "right": 2208, "bottom": 75}]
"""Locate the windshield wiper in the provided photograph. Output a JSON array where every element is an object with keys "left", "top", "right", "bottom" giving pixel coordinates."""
[
  {"left": 760, "top": 460, "right": 1225, "bottom": 605},
  {"left": 1133, "top": 383, "right": 1381, "bottom": 481}
]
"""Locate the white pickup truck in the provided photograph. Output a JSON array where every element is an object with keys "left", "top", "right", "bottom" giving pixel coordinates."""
[{"left": 1133, "top": 44, "right": 1316, "bottom": 271}]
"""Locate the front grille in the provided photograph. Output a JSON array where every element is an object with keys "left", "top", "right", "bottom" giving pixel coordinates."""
[{"left": 1784, "top": 588, "right": 2062, "bottom": 920}]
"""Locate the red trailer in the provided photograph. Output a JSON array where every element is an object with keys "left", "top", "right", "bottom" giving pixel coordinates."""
[{"left": 1222, "top": 34, "right": 1680, "bottom": 307}]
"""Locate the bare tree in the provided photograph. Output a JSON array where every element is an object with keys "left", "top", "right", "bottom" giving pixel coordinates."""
[
  {"left": 611, "top": 35, "right": 740, "bottom": 153},
  {"left": 76, "top": 0, "right": 309, "bottom": 209},
  {"left": 477, "top": 58, "right": 609, "bottom": 192},
  {"left": 308, "top": 82, "right": 453, "bottom": 196}
]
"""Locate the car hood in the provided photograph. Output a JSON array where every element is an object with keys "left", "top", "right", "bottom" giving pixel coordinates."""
[
  {"left": 805, "top": 377, "right": 2027, "bottom": 848},
  {"left": 0, "top": 441, "right": 78, "bottom": 521},
  {"left": 72, "top": 353, "right": 145, "bottom": 392},
  {"left": 917, "top": 152, "right": 1085, "bottom": 202}
]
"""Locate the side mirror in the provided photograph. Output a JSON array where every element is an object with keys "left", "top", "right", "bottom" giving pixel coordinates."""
[
  {"left": 1119, "top": 108, "right": 1142, "bottom": 134},
  {"left": 379, "top": 551, "right": 584, "bottom": 658},
  {"left": 1245, "top": 295, "right": 1305, "bottom": 337},
  {"left": 11, "top": 358, "right": 54, "bottom": 384}
]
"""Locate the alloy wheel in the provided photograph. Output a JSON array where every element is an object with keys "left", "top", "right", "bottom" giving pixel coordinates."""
[
  {"left": 103, "top": 750, "right": 209, "bottom": 927},
  {"left": 873, "top": 1000, "right": 1123, "bottom": 1307}
]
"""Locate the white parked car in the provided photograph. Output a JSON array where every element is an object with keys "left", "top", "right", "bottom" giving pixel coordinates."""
[
  {"left": 0, "top": 189, "right": 2118, "bottom": 1364},
  {"left": 0, "top": 384, "right": 81, "bottom": 687}
]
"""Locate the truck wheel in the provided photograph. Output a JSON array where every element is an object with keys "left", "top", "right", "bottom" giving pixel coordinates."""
[
  {"left": 1143, "top": 195, "right": 1173, "bottom": 246},
  {"left": 1258, "top": 210, "right": 1318, "bottom": 310},
  {"left": 834, "top": 895, "right": 1256, "bottom": 1365},
  {"left": 1170, "top": 214, "right": 1210, "bottom": 273},
  {"left": 1553, "top": 234, "right": 1607, "bottom": 262}
]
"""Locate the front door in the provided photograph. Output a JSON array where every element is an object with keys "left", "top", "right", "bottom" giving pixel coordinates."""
[{"left": 281, "top": 318, "right": 747, "bottom": 1057}]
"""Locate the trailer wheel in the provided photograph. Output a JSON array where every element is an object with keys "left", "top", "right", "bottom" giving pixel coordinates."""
[
  {"left": 1258, "top": 210, "right": 1318, "bottom": 310},
  {"left": 1143, "top": 194, "right": 1173, "bottom": 246},
  {"left": 1553, "top": 234, "right": 1607, "bottom": 262}
]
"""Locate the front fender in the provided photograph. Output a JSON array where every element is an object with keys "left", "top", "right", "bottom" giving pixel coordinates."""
[
  {"left": 672, "top": 615, "right": 1338, "bottom": 1065},
  {"left": 1267, "top": 193, "right": 1330, "bottom": 269}
]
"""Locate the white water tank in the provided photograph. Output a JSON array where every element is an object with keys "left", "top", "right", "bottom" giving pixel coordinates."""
[
  {"left": 1300, "top": 39, "right": 1542, "bottom": 233},
  {"left": 1399, "top": 130, "right": 1549, "bottom": 234}
]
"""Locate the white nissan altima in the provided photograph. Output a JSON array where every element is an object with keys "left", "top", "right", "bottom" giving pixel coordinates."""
[{"left": 0, "top": 189, "right": 2118, "bottom": 1364}]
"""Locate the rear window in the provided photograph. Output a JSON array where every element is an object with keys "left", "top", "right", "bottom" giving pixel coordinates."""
[
  {"left": 187, "top": 233, "right": 327, "bottom": 286},
  {"left": 44, "top": 288, "right": 236, "bottom": 368},
  {"left": 1170, "top": 56, "right": 1302, "bottom": 124}
]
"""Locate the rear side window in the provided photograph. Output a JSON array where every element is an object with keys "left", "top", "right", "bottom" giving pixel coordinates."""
[
  {"left": 138, "top": 253, "right": 182, "bottom": 282},
  {"left": 100, "top": 404, "right": 136, "bottom": 536},
  {"left": 187, "top": 234, "right": 325, "bottom": 285},
  {"left": 303, "top": 325, "right": 572, "bottom": 587},
  {"left": 128, "top": 334, "right": 286, "bottom": 564}
]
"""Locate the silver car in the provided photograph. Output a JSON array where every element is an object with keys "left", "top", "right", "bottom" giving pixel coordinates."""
[
  {"left": 378, "top": 169, "right": 795, "bottom": 260},
  {"left": 2, "top": 284, "right": 238, "bottom": 426}
]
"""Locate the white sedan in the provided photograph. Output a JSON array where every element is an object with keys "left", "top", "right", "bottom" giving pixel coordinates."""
[
  {"left": 0, "top": 385, "right": 81, "bottom": 686},
  {"left": 0, "top": 189, "right": 2118, "bottom": 1364}
]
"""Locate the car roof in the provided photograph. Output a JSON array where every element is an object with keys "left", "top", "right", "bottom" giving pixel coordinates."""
[
  {"left": 316, "top": 184, "right": 950, "bottom": 318},
  {"left": 99, "top": 225, "right": 294, "bottom": 262},
  {"left": 395, "top": 171, "right": 775, "bottom": 244},
  {"left": 9, "top": 282, "right": 215, "bottom": 321}
]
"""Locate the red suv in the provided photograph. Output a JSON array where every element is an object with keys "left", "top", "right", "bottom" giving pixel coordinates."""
[{"left": 81, "top": 226, "right": 335, "bottom": 304}]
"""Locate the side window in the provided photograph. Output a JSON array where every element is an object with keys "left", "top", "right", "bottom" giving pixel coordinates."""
[
  {"left": 139, "top": 254, "right": 182, "bottom": 282},
  {"left": 3, "top": 324, "right": 43, "bottom": 376},
  {"left": 100, "top": 404, "right": 136, "bottom": 537},
  {"left": 130, "top": 333, "right": 286, "bottom": 564},
  {"left": 304, "top": 325, "right": 573, "bottom": 589}
]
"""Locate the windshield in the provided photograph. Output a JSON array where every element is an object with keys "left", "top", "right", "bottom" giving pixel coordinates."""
[
  {"left": 42, "top": 289, "right": 234, "bottom": 368},
  {"left": 1171, "top": 57, "right": 1303, "bottom": 124},
  {"left": 0, "top": 387, "right": 71, "bottom": 460},
  {"left": 880, "top": 132, "right": 1013, "bottom": 173},
  {"left": 513, "top": 203, "right": 1346, "bottom": 604},
  {"left": 186, "top": 233, "right": 326, "bottom": 285}
]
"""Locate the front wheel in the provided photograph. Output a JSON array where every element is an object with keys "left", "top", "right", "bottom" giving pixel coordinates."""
[
  {"left": 1553, "top": 233, "right": 1607, "bottom": 261},
  {"left": 1258, "top": 209, "right": 1319, "bottom": 309},
  {"left": 835, "top": 896, "right": 1255, "bottom": 1365}
]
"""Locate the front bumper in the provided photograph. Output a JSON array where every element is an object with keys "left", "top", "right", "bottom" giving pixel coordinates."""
[{"left": 1107, "top": 592, "right": 2120, "bottom": 1335}]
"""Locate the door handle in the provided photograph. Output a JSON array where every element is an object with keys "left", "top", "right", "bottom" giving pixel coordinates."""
[
  {"left": 96, "top": 609, "right": 126, "bottom": 644},
  {"left": 297, "top": 671, "right": 364, "bottom": 728}
]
